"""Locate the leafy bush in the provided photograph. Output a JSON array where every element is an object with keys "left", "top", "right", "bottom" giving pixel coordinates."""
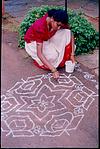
[{"left": 18, "top": 5, "right": 99, "bottom": 55}]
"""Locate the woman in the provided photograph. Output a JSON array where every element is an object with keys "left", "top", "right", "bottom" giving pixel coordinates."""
[{"left": 24, "top": 9, "right": 76, "bottom": 79}]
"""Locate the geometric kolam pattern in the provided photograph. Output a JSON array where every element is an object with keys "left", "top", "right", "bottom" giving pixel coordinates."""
[{"left": 1, "top": 64, "right": 98, "bottom": 137}]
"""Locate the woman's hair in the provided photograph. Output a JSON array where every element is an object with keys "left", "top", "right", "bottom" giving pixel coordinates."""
[{"left": 48, "top": 9, "right": 68, "bottom": 24}]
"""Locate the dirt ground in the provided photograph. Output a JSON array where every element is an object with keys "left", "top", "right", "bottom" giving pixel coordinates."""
[{"left": 2, "top": 12, "right": 19, "bottom": 32}]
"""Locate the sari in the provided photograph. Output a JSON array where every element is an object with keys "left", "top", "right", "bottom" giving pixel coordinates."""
[{"left": 24, "top": 13, "right": 75, "bottom": 69}]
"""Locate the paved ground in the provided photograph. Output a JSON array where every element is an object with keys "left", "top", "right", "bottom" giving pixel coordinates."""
[
  {"left": 1, "top": 0, "right": 99, "bottom": 148},
  {"left": 1, "top": 31, "right": 99, "bottom": 148}
]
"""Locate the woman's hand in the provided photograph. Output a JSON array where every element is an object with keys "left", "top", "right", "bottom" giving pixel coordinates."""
[
  {"left": 52, "top": 70, "right": 60, "bottom": 79},
  {"left": 51, "top": 68, "right": 60, "bottom": 79}
]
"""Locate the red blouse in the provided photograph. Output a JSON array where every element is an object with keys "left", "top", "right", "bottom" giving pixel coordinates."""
[
  {"left": 24, "top": 13, "right": 57, "bottom": 43},
  {"left": 24, "top": 13, "right": 70, "bottom": 43}
]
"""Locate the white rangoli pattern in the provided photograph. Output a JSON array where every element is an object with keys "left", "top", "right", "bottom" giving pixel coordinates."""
[{"left": 1, "top": 65, "right": 98, "bottom": 137}]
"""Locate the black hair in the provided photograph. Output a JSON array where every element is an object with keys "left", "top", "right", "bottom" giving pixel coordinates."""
[{"left": 48, "top": 9, "right": 68, "bottom": 24}]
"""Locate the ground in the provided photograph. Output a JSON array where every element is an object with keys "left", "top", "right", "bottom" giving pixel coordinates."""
[{"left": 2, "top": 12, "right": 19, "bottom": 32}]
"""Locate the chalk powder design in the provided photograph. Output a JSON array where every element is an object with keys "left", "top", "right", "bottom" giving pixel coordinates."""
[{"left": 1, "top": 64, "right": 98, "bottom": 137}]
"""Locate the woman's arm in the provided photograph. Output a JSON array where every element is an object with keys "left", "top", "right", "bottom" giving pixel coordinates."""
[
  {"left": 36, "top": 42, "right": 60, "bottom": 79},
  {"left": 70, "top": 33, "right": 76, "bottom": 63}
]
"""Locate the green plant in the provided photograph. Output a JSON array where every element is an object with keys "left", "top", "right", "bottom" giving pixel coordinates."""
[{"left": 18, "top": 5, "right": 99, "bottom": 55}]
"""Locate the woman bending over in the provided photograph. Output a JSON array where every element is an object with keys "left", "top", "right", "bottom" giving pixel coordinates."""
[{"left": 24, "top": 9, "right": 76, "bottom": 79}]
